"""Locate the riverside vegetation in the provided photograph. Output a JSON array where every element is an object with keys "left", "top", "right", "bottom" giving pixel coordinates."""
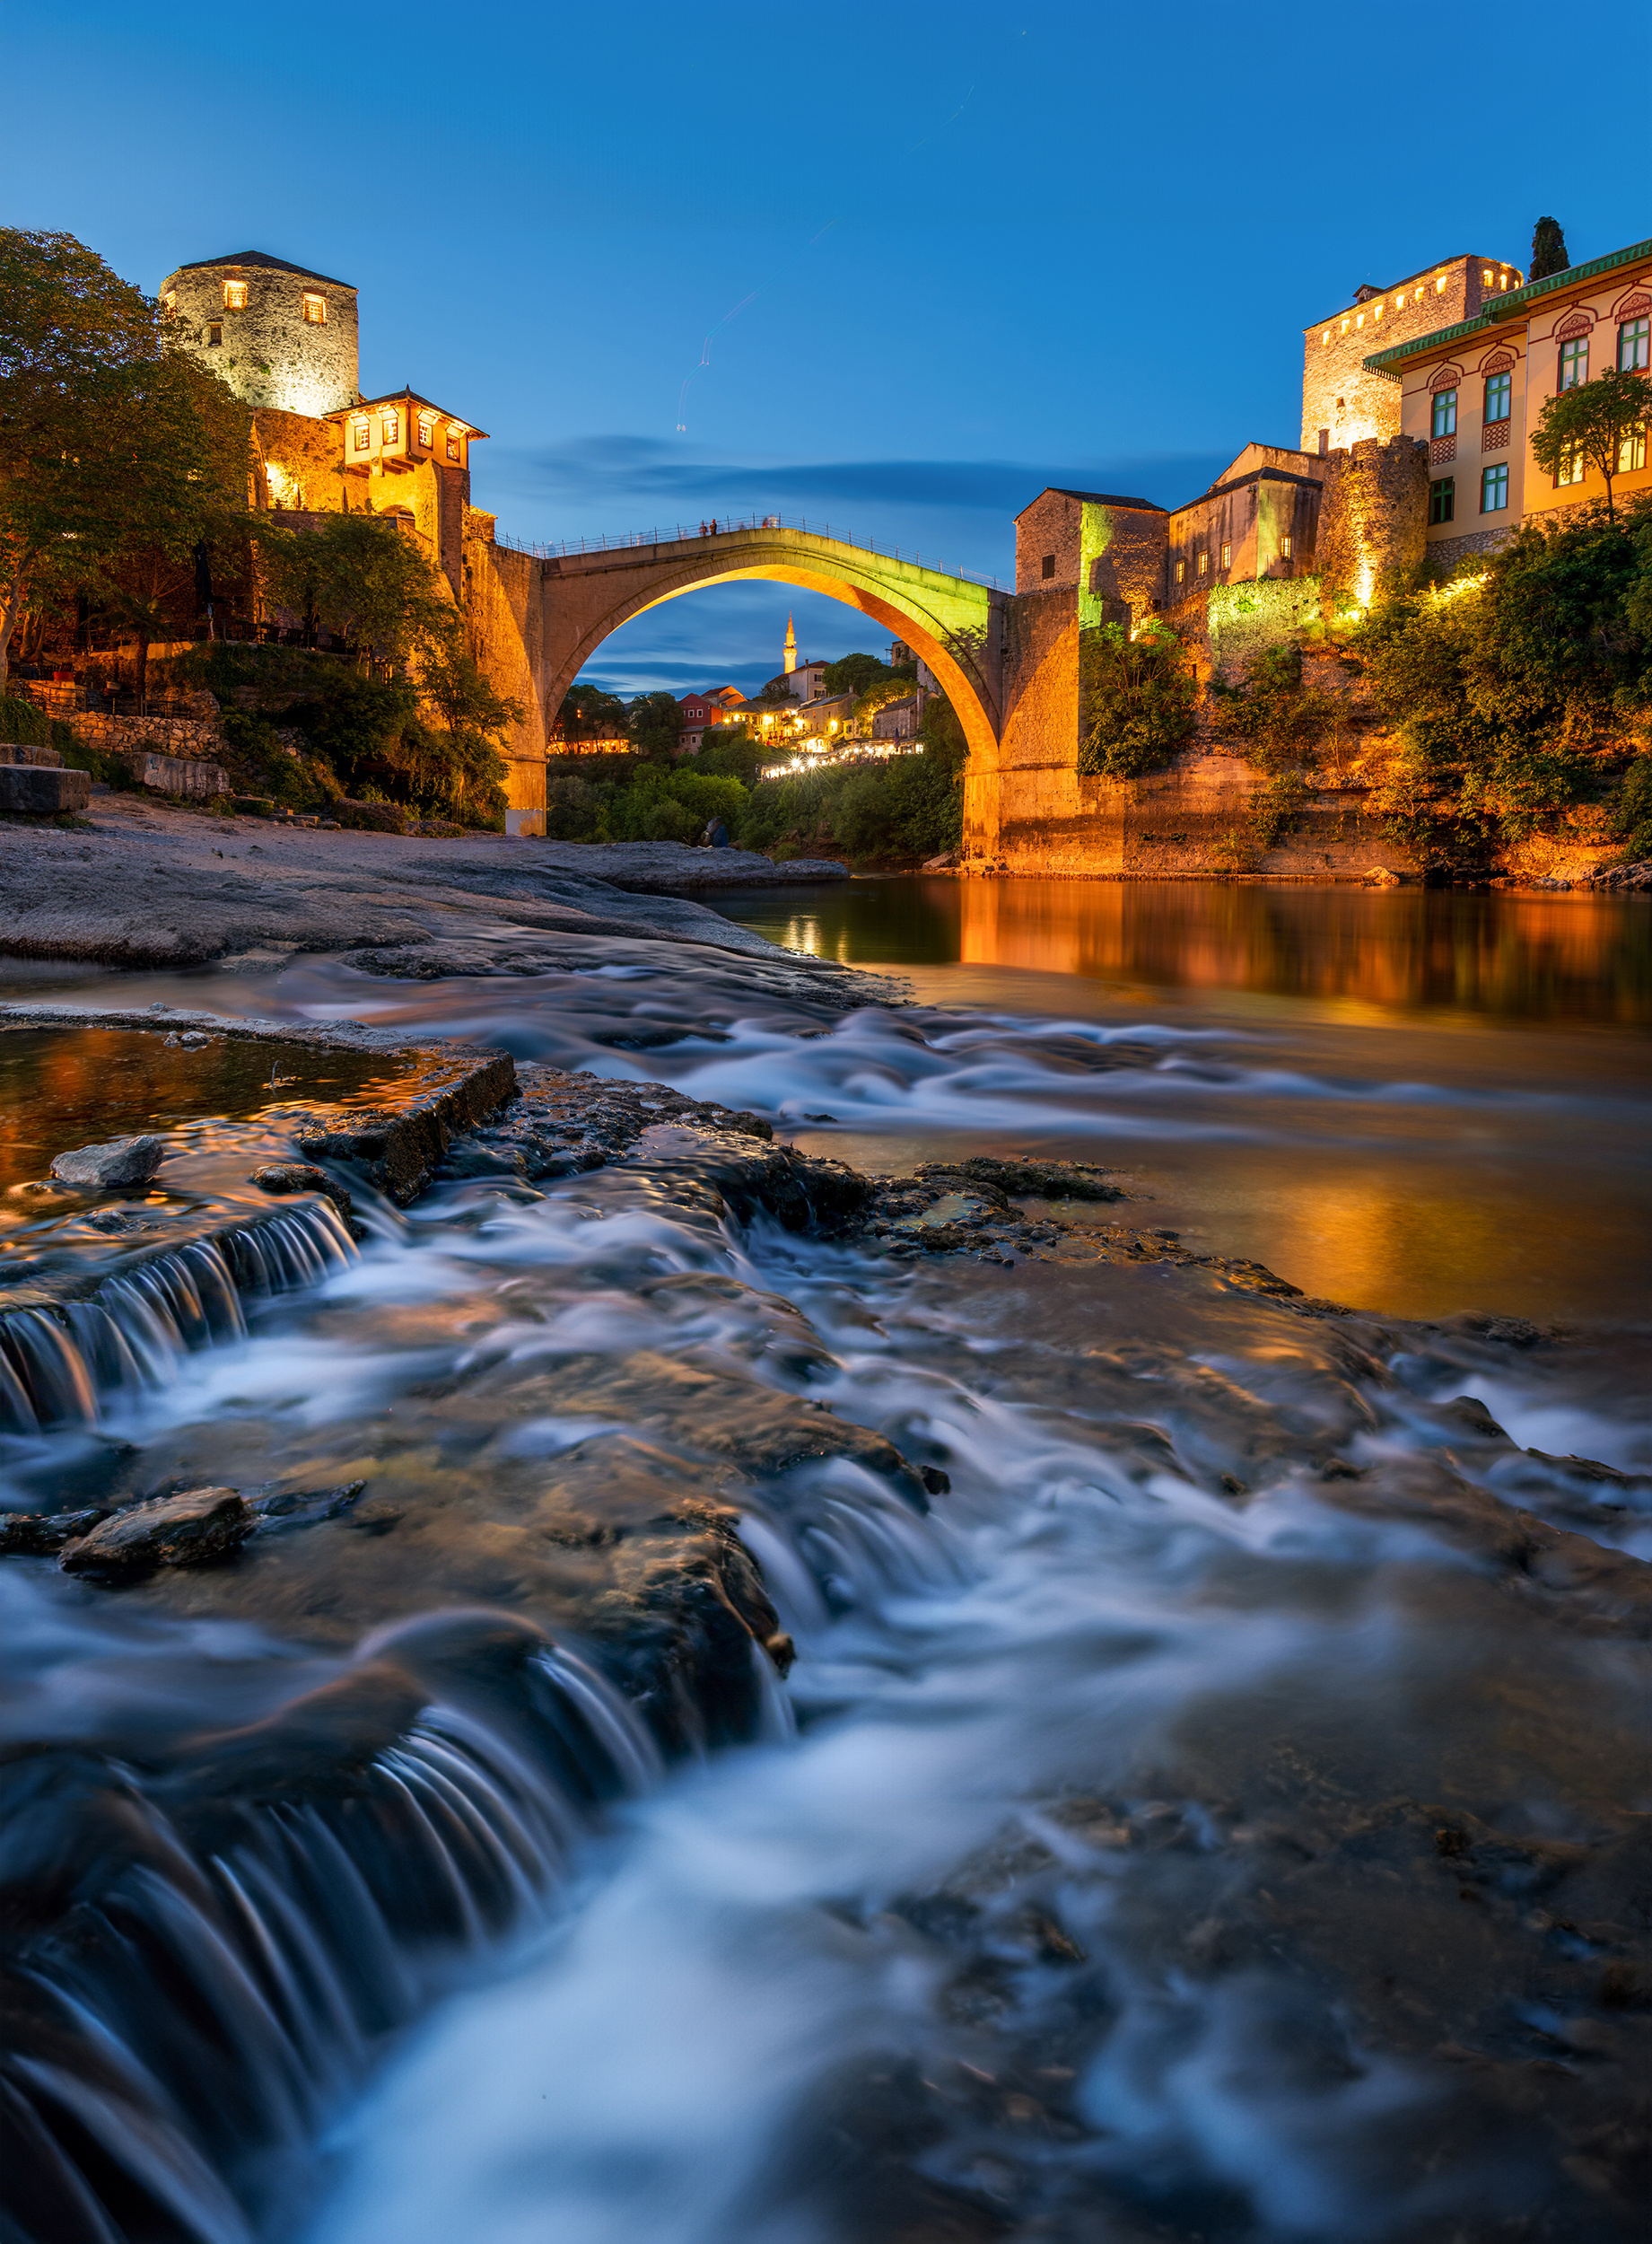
[
  {"left": 543, "top": 670, "right": 969, "bottom": 866},
  {"left": 1079, "top": 494, "right": 1652, "bottom": 876}
]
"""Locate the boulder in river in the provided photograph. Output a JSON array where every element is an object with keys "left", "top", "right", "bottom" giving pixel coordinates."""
[
  {"left": 59, "top": 1486, "right": 254, "bottom": 1573},
  {"left": 48, "top": 1133, "right": 167, "bottom": 1188}
]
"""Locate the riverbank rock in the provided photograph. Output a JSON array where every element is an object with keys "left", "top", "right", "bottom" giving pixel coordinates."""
[
  {"left": 59, "top": 1486, "right": 254, "bottom": 1573},
  {"left": 48, "top": 1133, "right": 166, "bottom": 1188}
]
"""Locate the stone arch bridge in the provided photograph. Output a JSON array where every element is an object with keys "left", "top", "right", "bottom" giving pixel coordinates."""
[{"left": 466, "top": 520, "right": 1009, "bottom": 835}]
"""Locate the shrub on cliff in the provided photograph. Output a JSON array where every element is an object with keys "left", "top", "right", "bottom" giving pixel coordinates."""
[
  {"left": 1078, "top": 623, "right": 1198, "bottom": 780},
  {"left": 1348, "top": 499, "right": 1652, "bottom": 866}
]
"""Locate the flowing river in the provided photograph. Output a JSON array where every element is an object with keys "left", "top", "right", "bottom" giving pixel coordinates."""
[{"left": 2, "top": 877, "right": 1648, "bottom": 2244}]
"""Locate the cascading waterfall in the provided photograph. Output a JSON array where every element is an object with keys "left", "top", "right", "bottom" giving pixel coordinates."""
[
  {"left": 2, "top": 1617, "right": 661, "bottom": 2244},
  {"left": 0, "top": 1201, "right": 357, "bottom": 1433}
]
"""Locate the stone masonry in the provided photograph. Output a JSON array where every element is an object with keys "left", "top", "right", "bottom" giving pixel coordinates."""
[
  {"left": 160, "top": 251, "right": 360, "bottom": 418},
  {"left": 1315, "top": 435, "right": 1430, "bottom": 602},
  {"left": 1300, "top": 251, "right": 1522, "bottom": 454}
]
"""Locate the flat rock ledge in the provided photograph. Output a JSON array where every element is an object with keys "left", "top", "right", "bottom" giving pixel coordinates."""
[
  {"left": 0, "top": 795, "right": 857, "bottom": 979},
  {"left": 1, "top": 1003, "right": 514, "bottom": 1210}
]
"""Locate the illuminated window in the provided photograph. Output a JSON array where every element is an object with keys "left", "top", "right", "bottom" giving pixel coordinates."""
[
  {"left": 1176, "top": 558, "right": 1185, "bottom": 585},
  {"left": 380, "top": 408, "right": 399, "bottom": 443},
  {"left": 1435, "top": 275, "right": 1447, "bottom": 294},
  {"left": 207, "top": 321, "right": 222, "bottom": 346},
  {"left": 445, "top": 430, "right": 460, "bottom": 461},
  {"left": 416, "top": 415, "right": 433, "bottom": 447},
  {"left": 1355, "top": 311, "right": 1365, "bottom": 329},
  {"left": 1341, "top": 317, "right": 1350, "bottom": 334},
  {"left": 1322, "top": 329, "right": 1331, "bottom": 345},
  {"left": 1619, "top": 316, "right": 1649, "bottom": 371},
  {"left": 1219, "top": 541, "right": 1231, "bottom": 569},
  {"left": 1481, "top": 463, "right": 1508, "bottom": 513},
  {"left": 1429, "top": 477, "right": 1455, "bottom": 525},
  {"left": 353, "top": 418, "right": 370, "bottom": 452},
  {"left": 1197, "top": 550, "right": 1208, "bottom": 577},
  {"left": 1554, "top": 447, "right": 1586, "bottom": 488},
  {"left": 1483, "top": 268, "right": 1492, "bottom": 285},
  {"left": 1281, "top": 534, "right": 1292, "bottom": 559},
  {"left": 1559, "top": 337, "right": 1588, "bottom": 389},
  {"left": 223, "top": 280, "right": 247, "bottom": 310},
  {"left": 1483, "top": 370, "right": 1511, "bottom": 423},
  {"left": 1619, "top": 425, "right": 1648, "bottom": 473},
  {"left": 302, "top": 294, "right": 326, "bottom": 325},
  {"left": 1431, "top": 388, "right": 1457, "bottom": 439}
]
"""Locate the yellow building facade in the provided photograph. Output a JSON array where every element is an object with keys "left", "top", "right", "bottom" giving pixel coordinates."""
[{"left": 1362, "top": 237, "right": 1652, "bottom": 573}]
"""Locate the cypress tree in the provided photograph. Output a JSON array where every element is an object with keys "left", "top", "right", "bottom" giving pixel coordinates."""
[{"left": 1529, "top": 217, "right": 1569, "bottom": 280}]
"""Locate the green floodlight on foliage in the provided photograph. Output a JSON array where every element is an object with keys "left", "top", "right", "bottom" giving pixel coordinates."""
[{"left": 1077, "top": 623, "right": 1199, "bottom": 781}]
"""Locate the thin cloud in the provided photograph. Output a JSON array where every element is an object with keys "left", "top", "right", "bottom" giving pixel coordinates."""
[{"left": 494, "top": 436, "right": 1225, "bottom": 525}]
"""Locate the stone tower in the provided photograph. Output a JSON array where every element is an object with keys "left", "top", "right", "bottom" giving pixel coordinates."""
[
  {"left": 783, "top": 614, "right": 798, "bottom": 675},
  {"left": 158, "top": 251, "right": 359, "bottom": 416}
]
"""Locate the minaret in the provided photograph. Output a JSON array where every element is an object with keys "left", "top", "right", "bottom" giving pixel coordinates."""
[{"left": 783, "top": 615, "right": 798, "bottom": 676}]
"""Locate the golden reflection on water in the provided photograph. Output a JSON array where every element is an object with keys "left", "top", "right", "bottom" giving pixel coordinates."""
[{"left": 951, "top": 881, "right": 1650, "bottom": 1022}]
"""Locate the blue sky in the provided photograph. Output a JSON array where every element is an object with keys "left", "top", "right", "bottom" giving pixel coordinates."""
[{"left": 5, "top": 0, "right": 1645, "bottom": 697}]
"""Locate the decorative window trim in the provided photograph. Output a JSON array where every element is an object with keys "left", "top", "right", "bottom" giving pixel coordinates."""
[
  {"left": 1482, "top": 419, "right": 1510, "bottom": 452},
  {"left": 1430, "top": 434, "right": 1457, "bottom": 466},
  {"left": 1608, "top": 288, "right": 1651, "bottom": 323},
  {"left": 1552, "top": 310, "right": 1594, "bottom": 343},
  {"left": 1478, "top": 346, "right": 1516, "bottom": 375},
  {"left": 1428, "top": 362, "right": 1463, "bottom": 393}
]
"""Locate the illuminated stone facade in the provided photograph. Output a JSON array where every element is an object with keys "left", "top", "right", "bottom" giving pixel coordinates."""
[
  {"left": 160, "top": 250, "right": 359, "bottom": 417},
  {"left": 1300, "top": 251, "right": 1523, "bottom": 454}
]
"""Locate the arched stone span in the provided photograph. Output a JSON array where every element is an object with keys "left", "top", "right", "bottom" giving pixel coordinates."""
[{"left": 522, "top": 524, "right": 1007, "bottom": 819}]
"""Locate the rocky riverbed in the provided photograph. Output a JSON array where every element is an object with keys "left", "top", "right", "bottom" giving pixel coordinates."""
[
  {"left": 2, "top": 937, "right": 1648, "bottom": 2244},
  {"left": 0, "top": 793, "right": 849, "bottom": 971}
]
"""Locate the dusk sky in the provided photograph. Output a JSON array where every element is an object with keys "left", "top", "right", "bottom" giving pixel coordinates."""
[{"left": 7, "top": 0, "right": 1645, "bottom": 697}]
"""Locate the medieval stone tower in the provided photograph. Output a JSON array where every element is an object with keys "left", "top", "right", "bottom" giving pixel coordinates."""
[{"left": 158, "top": 250, "right": 360, "bottom": 417}]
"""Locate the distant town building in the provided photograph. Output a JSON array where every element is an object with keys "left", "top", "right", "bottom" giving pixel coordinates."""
[{"left": 870, "top": 691, "right": 928, "bottom": 742}]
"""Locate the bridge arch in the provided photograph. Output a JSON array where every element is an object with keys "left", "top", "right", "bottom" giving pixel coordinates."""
[{"left": 532, "top": 524, "right": 1006, "bottom": 782}]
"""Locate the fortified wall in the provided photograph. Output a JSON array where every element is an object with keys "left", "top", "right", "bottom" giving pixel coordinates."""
[{"left": 964, "top": 431, "right": 1432, "bottom": 880}]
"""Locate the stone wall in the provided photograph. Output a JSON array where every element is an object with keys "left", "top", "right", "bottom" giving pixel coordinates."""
[
  {"left": 255, "top": 410, "right": 347, "bottom": 513},
  {"left": 1014, "top": 490, "right": 1167, "bottom": 622},
  {"left": 1421, "top": 524, "right": 1517, "bottom": 579},
  {"left": 461, "top": 514, "right": 547, "bottom": 831},
  {"left": 161, "top": 256, "right": 359, "bottom": 418},
  {"left": 1316, "top": 435, "right": 1429, "bottom": 602},
  {"left": 1167, "top": 471, "right": 1322, "bottom": 605},
  {"left": 62, "top": 712, "right": 226, "bottom": 758},
  {"left": 1299, "top": 254, "right": 1508, "bottom": 452}
]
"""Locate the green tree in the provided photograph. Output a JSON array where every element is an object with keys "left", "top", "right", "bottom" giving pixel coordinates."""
[
  {"left": 627, "top": 689, "right": 686, "bottom": 760},
  {"left": 823, "top": 651, "right": 900, "bottom": 697},
  {"left": 1529, "top": 217, "right": 1569, "bottom": 281},
  {"left": 414, "top": 625, "right": 520, "bottom": 822},
  {"left": 557, "top": 683, "right": 627, "bottom": 741},
  {"left": 0, "top": 228, "right": 251, "bottom": 688},
  {"left": 695, "top": 721, "right": 762, "bottom": 785},
  {"left": 1529, "top": 369, "right": 1651, "bottom": 523},
  {"left": 1078, "top": 622, "right": 1199, "bottom": 779},
  {"left": 260, "top": 511, "right": 447, "bottom": 671}
]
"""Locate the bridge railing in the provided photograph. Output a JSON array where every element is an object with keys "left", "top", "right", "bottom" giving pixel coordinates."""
[{"left": 491, "top": 511, "right": 1004, "bottom": 590}]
